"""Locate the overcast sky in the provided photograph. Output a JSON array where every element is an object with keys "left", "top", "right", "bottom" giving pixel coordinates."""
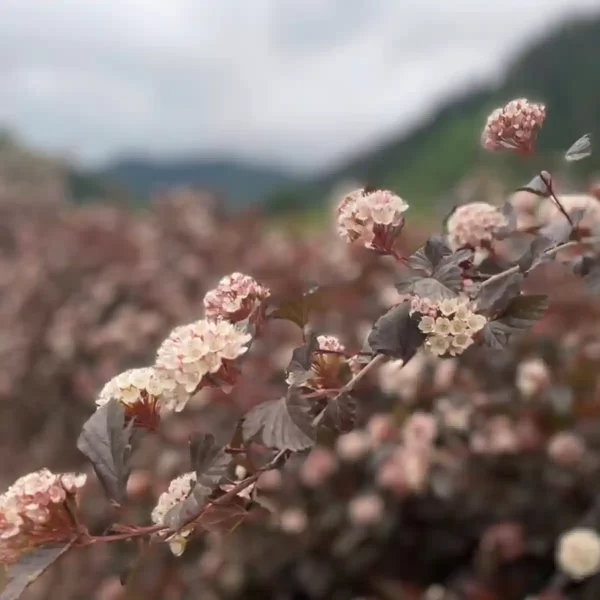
[{"left": 0, "top": 0, "right": 598, "bottom": 172}]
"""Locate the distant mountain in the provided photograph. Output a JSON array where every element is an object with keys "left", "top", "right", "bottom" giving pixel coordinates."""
[
  {"left": 264, "top": 13, "right": 600, "bottom": 216},
  {"left": 97, "top": 158, "right": 297, "bottom": 207}
]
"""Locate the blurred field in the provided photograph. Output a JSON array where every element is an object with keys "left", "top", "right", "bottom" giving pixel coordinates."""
[{"left": 4, "top": 134, "right": 600, "bottom": 599}]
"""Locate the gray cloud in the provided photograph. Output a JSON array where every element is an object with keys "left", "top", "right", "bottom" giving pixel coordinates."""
[{"left": 0, "top": 0, "right": 597, "bottom": 170}]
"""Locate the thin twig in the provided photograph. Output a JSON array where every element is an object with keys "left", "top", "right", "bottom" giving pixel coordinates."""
[
  {"left": 89, "top": 357, "right": 387, "bottom": 546},
  {"left": 540, "top": 171, "right": 574, "bottom": 229},
  {"left": 480, "top": 236, "right": 600, "bottom": 289},
  {"left": 312, "top": 354, "right": 386, "bottom": 426},
  {"left": 88, "top": 448, "right": 288, "bottom": 545}
]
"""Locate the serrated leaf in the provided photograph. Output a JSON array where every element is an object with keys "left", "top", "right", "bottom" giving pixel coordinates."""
[
  {"left": 0, "top": 544, "right": 71, "bottom": 600},
  {"left": 481, "top": 295, "right": 549, "bottom": 348},
  {"left": 367, "top": 304, "right": 426, "bottom": 362},
  {"left": 242, "top": 390, "right": 315, "bottom": 451},
  {"left": 516, "top": 235, "right": 554, "bottom": 273},
  {"left": 408, "top": 236, "right": 451, "bottom": 275},
  {"left": 190, "top": 433, "right": 233, "bottom": 490},
  {"left": 321, "top": 394, "right": 357, "bottom": 434},
  {"left": 394, "top": 274, "right": 423, "bottom": 294},
  {"left": 412, "top": 278, "right": 457, "bottom": 301},
  {"left": 539, "top": 219, "right": 573, "bottom": 246},
  {"left": 477, "top": 272, "right": 523, "bottom": 314},
  {"left": 431, "top": 250, "right": 472, "bottom": 293},
  {"left": 196, "top": 501, "right": 247, "bottom": 534},
  {"left": 565, "top": 133, "right": 592, "bottom": 162},
  {"left": 477, "top": 256, "right": 517, "bottom": 277},
  {"left": 267, "top": 282, "right": 353, "bottom": 330},
  {"left": 267, "top": 285, "right": 323, "bottom": 329},
  {"left": 76, "top": 399, "right": 134, "bottom": 506},
  {"left": 286, "top": 331, "right": 318, "bottom": 387},
  {"left": 481, "top": 320, "right": 514, "bottom": 349},
  {"left": 516, "top": 173, "right": 551, "bottom": 197},
  {"left": 163, "top": 434, "right": 233, "bottom": 530}
]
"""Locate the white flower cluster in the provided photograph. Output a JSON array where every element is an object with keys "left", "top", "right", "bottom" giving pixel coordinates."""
[
  {"left": 96, "top": 366, "right": 188, "bottom": 414},
  {"left": 203, "top": 272, "right": 271, "bottom": 324},
  {"left": 151, "top": 472, "right": 197, "bottom": 556},
  {"left": 1, "top": 469, "right": 86, "bottom": 559},
  {"left": 336, "top": 188, "right": 409, "bottom": 248},
  {"left": 375, "top": 413, "right": 438, "bottom": 495},
  {"left": 93, "top": 272, "right": 264, "bottom": 420},
  {"left": 411, "top": 296, "right": 487, "bottom": 357},
  {"left": 155, "top": 319, "right": 252, "bottom": 395},
  {"left": 557, "top": 527, "right": 600, "bottom": 580},
  {"left": 446, "top": 202, "right": 508, "bottom": 250}
]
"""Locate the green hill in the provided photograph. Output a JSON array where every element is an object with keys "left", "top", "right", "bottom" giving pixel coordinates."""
[
  {"left": 96, "top": 158, "right": 297, "bottom": 208},
  {"left": 264, "top": 14, "right": 600, "bottom": 217}
]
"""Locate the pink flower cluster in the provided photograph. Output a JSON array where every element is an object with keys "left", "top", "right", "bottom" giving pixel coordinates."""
[
  {"left": 155, "top": 319, "right": 252, "bottom": 396},
  {"left": 0, "top": 469, "right": 86, "bottom": 563},
  {"left": 376, "top": 412, "right": 437, "bottom": 495},
  {"left": 411, "top": 296, "right": 487, "bottom": 357},
  {"left": 446, "top": 202, "right": 508, "bottom": 250},
  {"left": 481, "top": 98, "right": 546, "bottom": 154},
  {"left": 336, "top": 188, "right": 409, "bottom": 251},
  {"left": 203, "top": 272, "right": 271, "bottom": 326}
]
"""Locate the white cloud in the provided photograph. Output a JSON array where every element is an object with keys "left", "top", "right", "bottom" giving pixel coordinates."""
[{"left": 0, "top": 0, "right": 598, "bottom": 170}]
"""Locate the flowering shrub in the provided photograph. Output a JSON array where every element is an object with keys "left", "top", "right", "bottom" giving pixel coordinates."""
[
  {"left": 481, "top": 98, "right": 546, "bottom": 153},
  {"left": 445, "top": 201, "right": 508, "bottom": 251},
  {"left": 3, "top": 101, "right": 600, "bottom": 600}
]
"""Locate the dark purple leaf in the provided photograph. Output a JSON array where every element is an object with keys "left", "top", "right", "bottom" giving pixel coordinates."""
[
  {"left": 477, "top": 272, "right": 523, "bottom": 314},
  {"left": 0, "top": 544, "right": 71, "bottom": 600},
  {"left": 430, "top": 248, "right": 472, "bottom": 292},
  {"left": 412, "top": 278, "right": 457, "bottom": 301},
  {"left": 197, "top": 501, "right": 247, "bottom": 534},
  {"left": 394, "top": 274, "right": 423, "bottom": 294},
  {"left": 477, "top": 256, "right": 517, "bottom": 278},
  {"left": 267, "top": 285, "right": 324, "bottom": 329},
  {"left": 539, "top": 201, "right": 584, "bottom": 245},
  {"left": 516, "top": 173, "right": 552, "bottom": 197},
  {"left": 76, "top": 399, "right": 134, "bottom": 507},
  {"left": 565, "top": 133, "right": 592, "bottom": 162},
  {"left": 286, "top": 331, "right": 318, "bottom": 387},
  {"left": 321, "top": 394, "right": 357, "bottom": 434},
  {"left": 242, "top": 390, "right": 315, "bottom": 451},
  {"left": 517, "top": 235, "right": 554, "bottom": 273},
  {"left": 367, "top": 304, "right": 426, "bottom": 362},
  {"left": 164, "top": 434, "right": 232, "bottom": 530},
  {"left": 481, "top": 294, "right": 549, "bottom": 349},
  {"left": 539, "top": 219, "right": 573, "bottom": 246},
  {"left": 408, "top": 236, "right": 452, "bottom": 275},
  {"left": 267, "top": 282, "right": 354, "bottom": 330},
  {"left": 189, "top": 433, "right": 233, "bottom": 490}
]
